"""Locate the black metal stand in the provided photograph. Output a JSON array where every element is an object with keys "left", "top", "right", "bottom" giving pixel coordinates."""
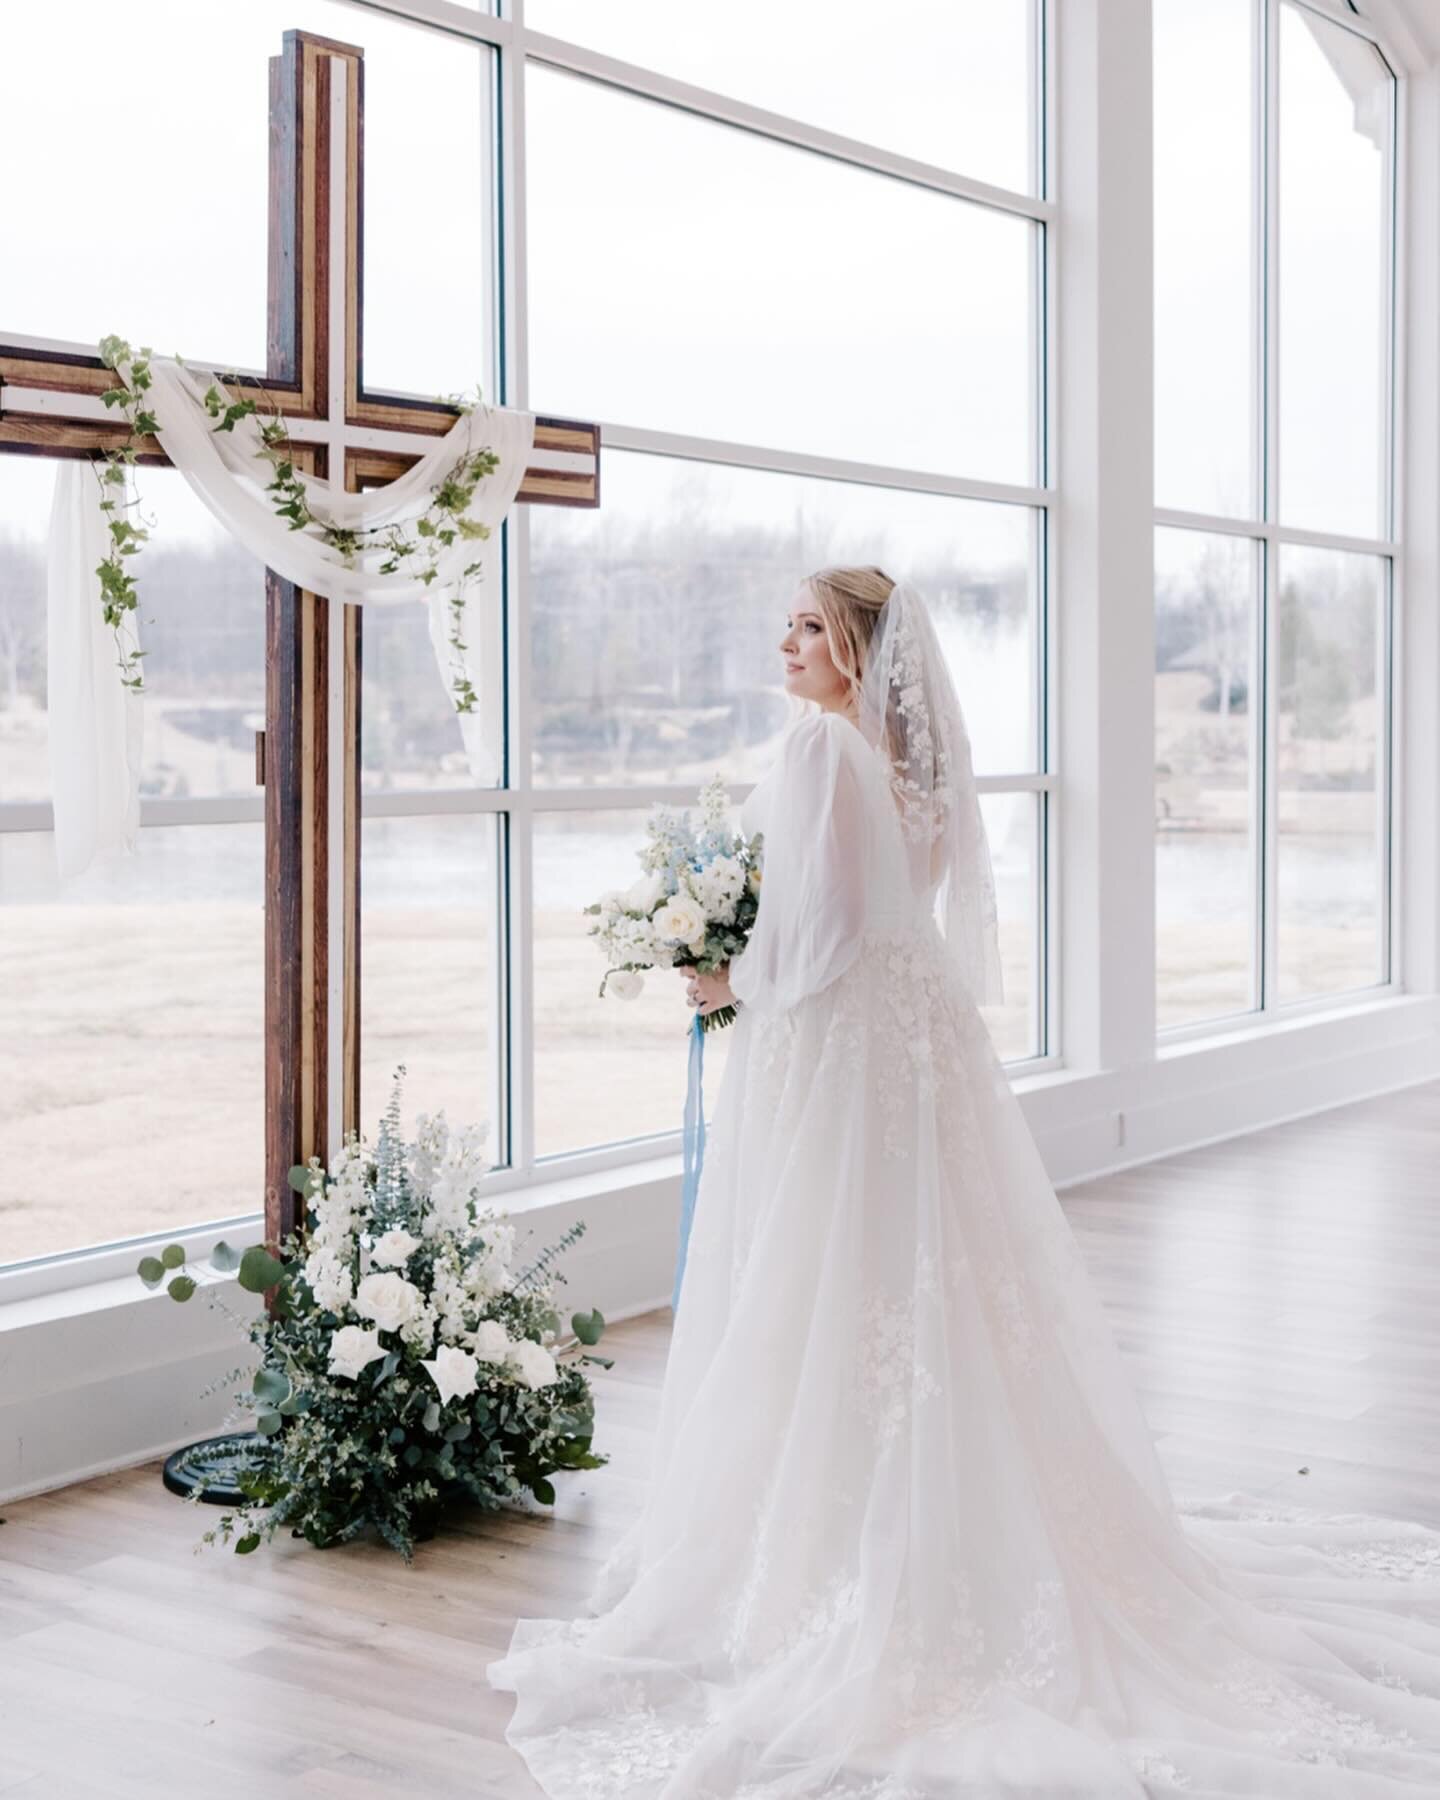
[{"left": 161, "top": 1432, "right": 269, "bottom": 1505}]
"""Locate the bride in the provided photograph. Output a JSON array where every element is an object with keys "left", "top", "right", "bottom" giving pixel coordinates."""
[{"left": 487, "top": 566, "right": 1440, "bottom": 1796}]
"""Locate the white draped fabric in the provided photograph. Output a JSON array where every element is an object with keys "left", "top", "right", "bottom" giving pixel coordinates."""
[
  {"left": 487, "top": 709, "right": 1440, "bottom": 1797},
  {"left": 47, "top": 461, "right": 144, "bottom": 880},
  {"left": 47, "top": 358, "right": 535, "bottom": 877}
]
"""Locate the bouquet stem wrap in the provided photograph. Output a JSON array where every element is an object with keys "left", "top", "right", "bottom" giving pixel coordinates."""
[{"left": 672, "top": 1010, "right": 708, "bottom": 1312}]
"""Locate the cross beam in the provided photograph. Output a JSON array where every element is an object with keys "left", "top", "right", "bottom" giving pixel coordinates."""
[{"left": 0, "top": 31, "right": 600, "bottom": 1253}]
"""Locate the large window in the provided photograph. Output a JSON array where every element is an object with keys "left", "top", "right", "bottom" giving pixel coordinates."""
[
  {"left": 1, "top": 0, "right": 1050, "bottom": 1265},
  {"left": 1154, "top": 0, "right": 1395, "bottom": 1033}
]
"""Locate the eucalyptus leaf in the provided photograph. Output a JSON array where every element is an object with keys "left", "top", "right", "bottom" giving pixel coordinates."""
[
  {"left": 137, "top": 1256, "right": 165, "bottom": 1287},
  {"left": 160, "top": 1243, "right": 186, "bottom": 1270},
  {"left": 237, "top": 1246, "right": 286, "bottom": 1293},
  {"left": 254, "top": 1367, "right": 291, "bottom": 1406},
  {"left": 256, "top": 1411, "right": 284, "bottom": 1437},
  {"left": 209, "top": 1239, "right": 241, "bottom": 1272},
  {"left": 234, "top": 1533, "right": 262, "bottom": 1555},
  {"left": 571, "top": 1308, "right": 606, "bottom": 1346},
  {"left": 166, "top": 1275, "right": 196, "bottom": 1303}
]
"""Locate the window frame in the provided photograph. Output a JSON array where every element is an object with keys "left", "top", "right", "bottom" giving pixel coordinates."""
[
  {"left": 1153, "top": 0, "right": 1402, "bottom": 1044},
  {"left": 0, "top": 0, "right": 1087, "bottom": 1263}
]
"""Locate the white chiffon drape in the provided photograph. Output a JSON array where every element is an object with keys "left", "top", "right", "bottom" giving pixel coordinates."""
[
  {"left": 486, "top": 708, "right": 1440, "bottom": 1798},
  {"left": 46, "top": 362, "right": 535, "bottom": 877}
]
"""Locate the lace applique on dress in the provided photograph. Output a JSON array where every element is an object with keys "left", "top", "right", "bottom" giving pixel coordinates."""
[
  {"left": 1128, "top": 1749, "right": 1192, "bottom": 1789},
  {"left": 856, "top": 1256, "right": 942, "bottom": 1457},
  {"left": 725, "top": 1558, "right": 863, "bottom": 1671},
  {"left": 535, "top": 1676, "right": 711, "bottom": 1799},
  {"left": 887, "top": 1568, "right": 988, "bottom": 1732},
  {"left": 860, "top": 929, "right": 968, "bottom": 1161},
  {"left": 1316, "top": 1538, "right": 1440, "bottom": 1581},
  {"left": 1215, "top": 1651, "right": 1418, "bottom": 1766}
]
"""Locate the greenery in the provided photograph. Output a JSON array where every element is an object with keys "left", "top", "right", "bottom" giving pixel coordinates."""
[
  {"left": 95, "top": 334, "right": 159, "bottom": 692},
  {"left": 97, "top": 339, "right": 503, "bottom": 715},
  {"left": 138, "top": 1070, "right": 610, "bottom": 1561}
]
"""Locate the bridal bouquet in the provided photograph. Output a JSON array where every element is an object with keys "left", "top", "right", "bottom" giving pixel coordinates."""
[
  {"left": 138, "top": 1072, "right": 609, "bottom": 1561},
  {"left": 584, "top": 772, "right": 762, "bottom": 1033}
]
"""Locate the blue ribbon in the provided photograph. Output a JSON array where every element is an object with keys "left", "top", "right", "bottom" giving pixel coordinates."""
[{"left": 672, "top": 1008, "right": 707, "bottom": 1312}]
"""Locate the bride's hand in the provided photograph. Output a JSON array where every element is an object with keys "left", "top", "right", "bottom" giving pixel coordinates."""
[{"left": 678, "top": 963, "right": 734, "bottom": 1016}]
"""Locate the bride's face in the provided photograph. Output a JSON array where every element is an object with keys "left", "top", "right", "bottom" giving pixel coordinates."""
[{"left": 779, "top": 594, "right": 850, "bottom": 710}]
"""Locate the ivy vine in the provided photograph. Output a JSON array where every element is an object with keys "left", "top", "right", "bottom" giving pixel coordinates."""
[{"left": 95, "top": 334, "right": 158, "bottom": 691}]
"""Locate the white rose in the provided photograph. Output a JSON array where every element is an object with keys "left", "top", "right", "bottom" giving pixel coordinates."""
[
  {"left": 328, "top": 1323, "right": 386, "bottom": 1380},
  {"left": 654, "top": 896, "right": 706, "bottom": 945},
  {"left": 473, "top": 1318, "right": 512, "bottom": 1364},
  {"left": 508, "top": 1338, "right": 559, "bottom": 1390},
  {"left": 421, "top": 1342, "right": 480, "bottom": 1407},
  {"left": 371, "top": 1227, "right": 420, "bottom": 1269},
  {"left": 606, "top": 969, "right": 644, "bottom": 1001},
  {"left": 354, "top": 1270, "right": 423, "bottom": 1334}
]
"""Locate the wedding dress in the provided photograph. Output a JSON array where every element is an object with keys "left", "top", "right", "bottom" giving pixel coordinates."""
[{"left": 487, "top": 587, "right": 1440, "bottom": 1797}]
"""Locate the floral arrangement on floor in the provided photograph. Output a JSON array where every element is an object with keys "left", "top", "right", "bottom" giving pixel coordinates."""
[
  {"left": 584, "top": 772, "right": 762, "bottom": 1033},
  {"left": 138, "top": 1071, "right": 609, "bottom": 1561}
]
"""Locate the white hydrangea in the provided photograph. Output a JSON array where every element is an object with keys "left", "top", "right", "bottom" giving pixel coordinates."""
[
  {"left": 306, "top": 1141, "right": 372, "bottom": 1257},
  {"left": 398, "top": 1299, "right": 437, "bottom": 1355},
  {"left": 303, "top": 1246, "right": 354, "bottom": 1315},
  {"left": 430, "top": 1257, "right": 472, "bottom": 1345}
]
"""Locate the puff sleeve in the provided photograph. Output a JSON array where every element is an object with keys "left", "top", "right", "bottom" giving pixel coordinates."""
[{"left": 727, "top": 712, "right": 874, "bottom": 1018}]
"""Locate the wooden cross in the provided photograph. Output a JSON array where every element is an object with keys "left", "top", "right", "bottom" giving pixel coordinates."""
[{"left": 0, "top": 30, "right": 601, "bottom": 1249}]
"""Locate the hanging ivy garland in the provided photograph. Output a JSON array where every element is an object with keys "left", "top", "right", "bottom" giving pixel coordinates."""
[{"left": 94, "top": 335, "right": 501, "bottom": 714}]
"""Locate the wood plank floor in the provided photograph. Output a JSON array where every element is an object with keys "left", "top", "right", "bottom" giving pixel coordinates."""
[{"left": 3, "top": 1079, "right": 1438, "bottom": 1796}]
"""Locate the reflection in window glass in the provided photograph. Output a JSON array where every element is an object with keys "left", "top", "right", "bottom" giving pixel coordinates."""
[
  {"left": 534, "top": 810, "right": 736, "bottom": 1159},
  {"left": 360, "top": 546, "right": 506, "bottom": 795},
  {"left": 0, "top": 826, "right": 264, "bottom": 1266},
  {"left": 534, "top": 791, "right": 1035, "bottom": 1166},
  {"left": 1279, "top": 4, "right": 1391, "bottom": 538},
  {"left": 531, "top": 451, "right": 1037, "bottom": 787},
  {"left": 1153, "top": 0, "right": 1254, "bottom": 518},
  {"left": 0, "top": 458, "right": 264, "bottom": 806},
  {"left": 1154, "top": 529, "right": 1256, "bottom": 1030},
  {"left": 360, "top": 813, "right": 499, "bottom": 1154},
  {"left": 527, "top": 0, "right": 1038, "bottom": 194},
  {"left": 4, "top": 1, "right": 491, "bottom": 399},
  {"left": 1276, "top": 548, "right": 1383, "bottom": 1003},
  {"left": 979, "top": 792, "right": 1039, "bottom": 1064},
  {"left": 527, "top": 68, "right": 1038, "bottom": 483}
]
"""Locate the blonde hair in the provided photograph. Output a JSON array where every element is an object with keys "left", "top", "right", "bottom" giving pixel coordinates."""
[{"left": 800, "top": 565, "right": 896, "bottom": 700}]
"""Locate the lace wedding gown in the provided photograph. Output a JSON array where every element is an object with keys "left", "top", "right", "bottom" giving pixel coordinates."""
[{"left": 487, "top": 709, "right": 1440, "bottom": 1797}]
